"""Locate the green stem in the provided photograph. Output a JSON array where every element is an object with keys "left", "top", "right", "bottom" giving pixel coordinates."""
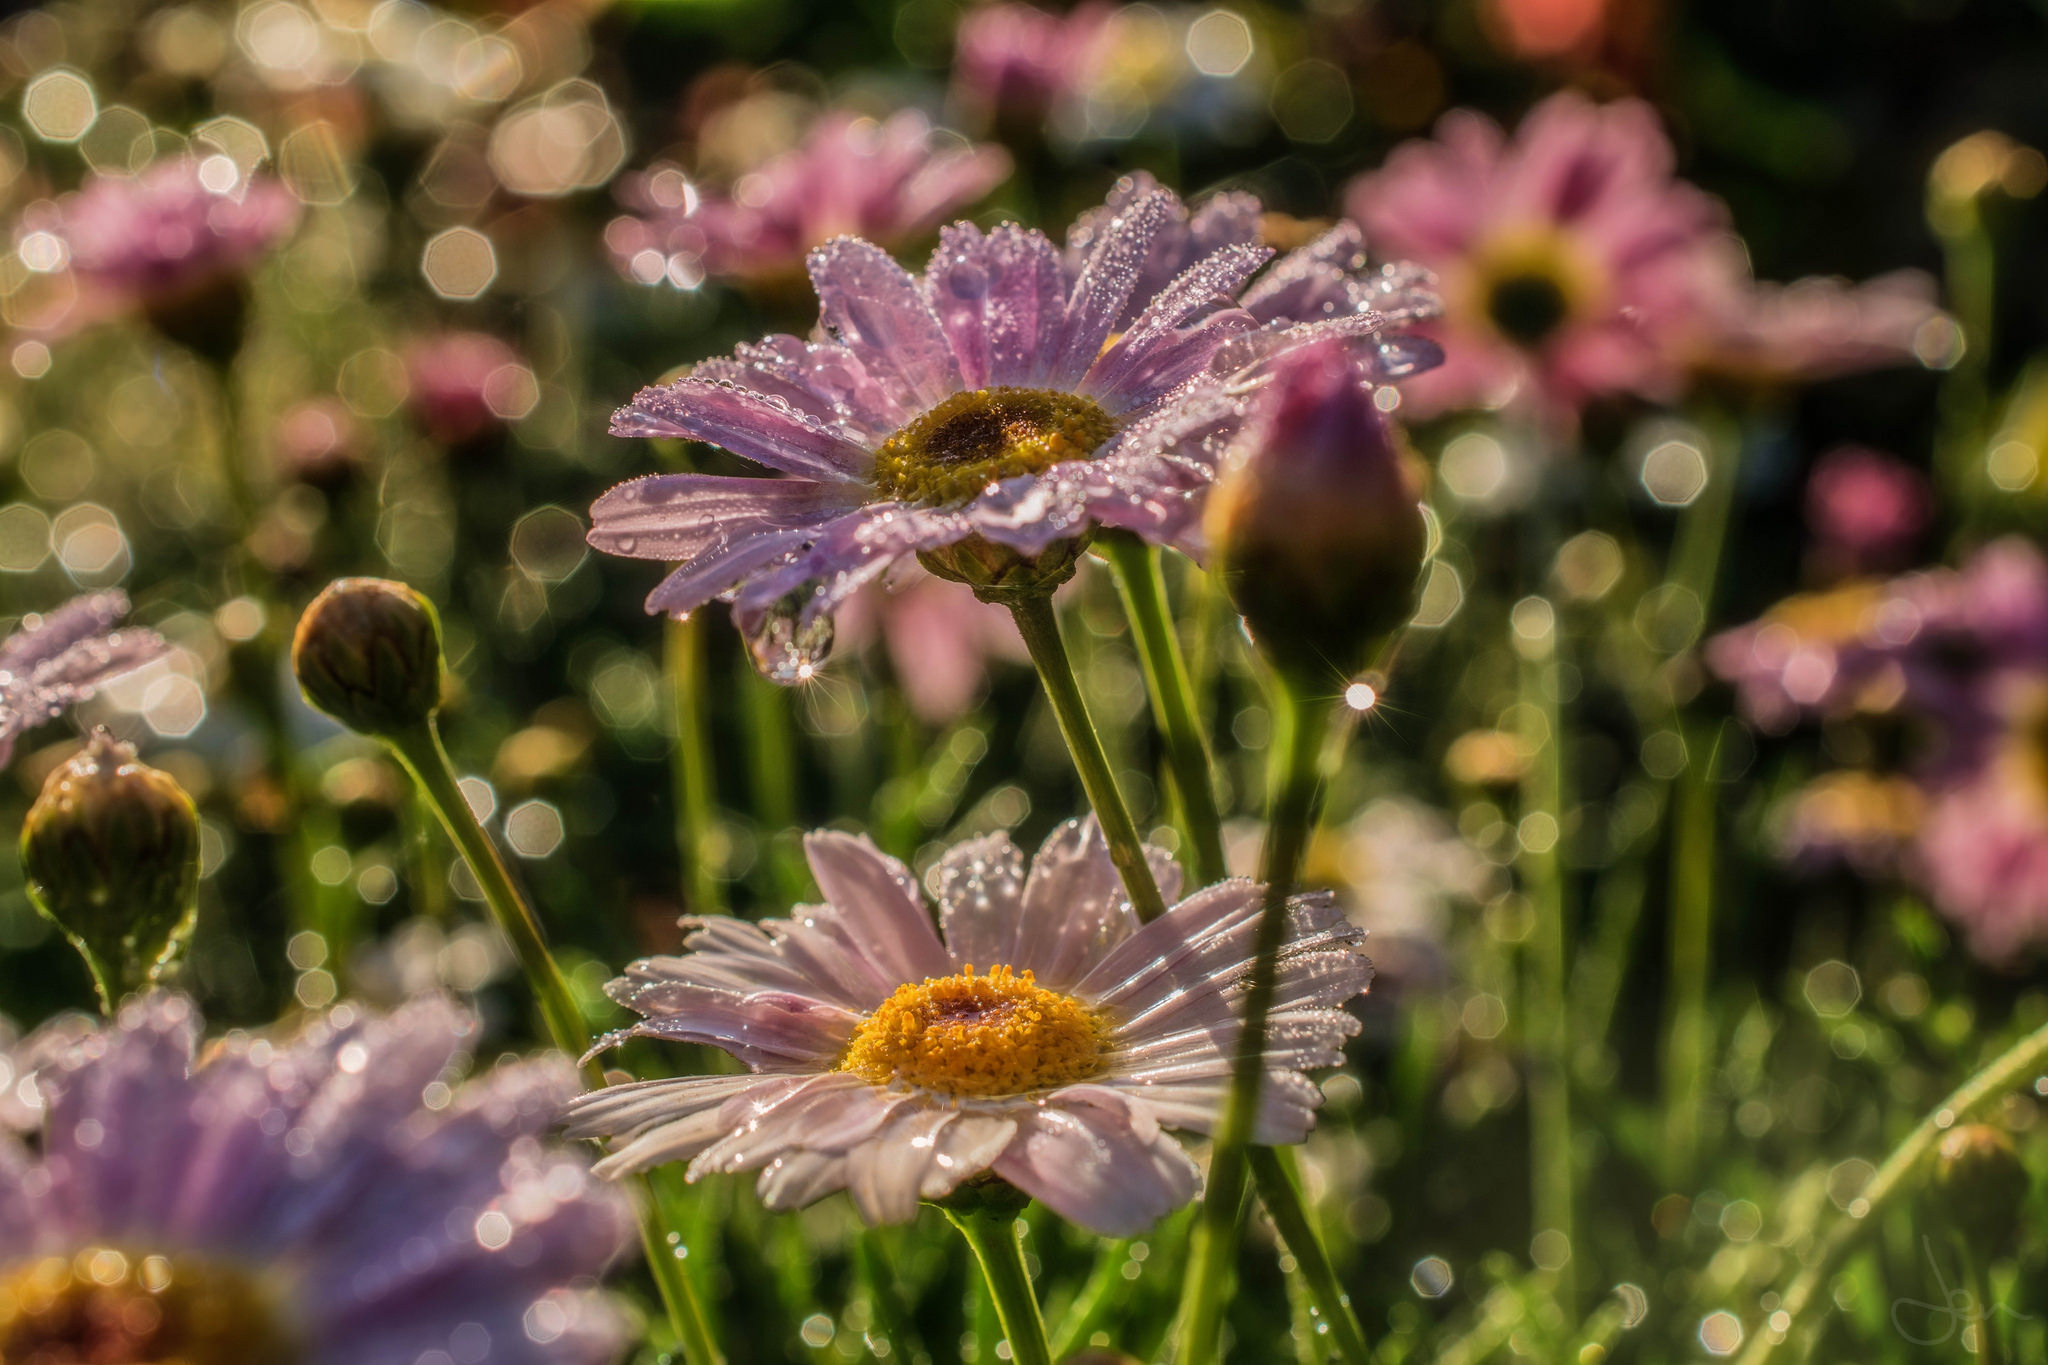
[
  {"left": 739, "top": 658, "right": 810, "bottom": 904},
  {"left": 1517, "top": 604, "right": 1574, "bottom": 1307},
  {"left": 1736, "top": 1015, "right": 2048, "bottom": 1365},
  {"left": 666, "top": 616, "right": 725, "bottom": 916},
  {"left": 1963, "top": 1240, "right": 2003, "bottom": 1365},
  {"left": 1049, "top": 1238, "right": 1133, "bottom": 1360},
  {"left": 1178, "top": 684, "right": 1334, "bottom": 1365},
  {"left": 1103, "top": 535, "right": 1227, "bottom": 885},
  {"left": 946, "top": 1208, "right": 1053, "bottom": 1365},
  {"left": 1661, "top": 719, "right": 1719, "bottom": 1189},
  {"left": 1248, "top": 1147, "right": 1372, "bottom": 1364},
  {"left": 385, "top": 719, "right": 724, "bottom": 1365},
  {"left": 1106, "top": 539, "right": 1372, "bottom": 1362},
  {"left": 1008, "top": 593, "right": 1169, "bottom": 923}
]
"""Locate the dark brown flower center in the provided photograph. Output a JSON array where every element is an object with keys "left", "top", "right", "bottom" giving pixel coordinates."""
[
  {"left": 0, "top": 1248, "right": 296, "bottom": 1365},
  {"left": 871, "top": 387, "right": 1118, "bottom": 506},
  {"left": 1484, "top": 271, "right": 1573, "bottom": 348}
]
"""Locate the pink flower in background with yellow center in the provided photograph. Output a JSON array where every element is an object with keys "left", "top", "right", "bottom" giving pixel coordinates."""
[
  {"left": 565, "top": 820, "right": 1369, "bottom": 1234},
  {"left": 1347, "top": 92, "right": 1944, "bottom": 421},
  {"left": 1346, "top": 93, "right": 1727, "bottom": 419},
  {"left": 607, "top": 110, "right": 1012, "bottom": 289}
]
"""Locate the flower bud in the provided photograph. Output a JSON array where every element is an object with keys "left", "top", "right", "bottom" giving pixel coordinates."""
[
  {"left": 1207, "top": 339, "right": 1427, "bottom": 688},
  {"left": 293, "top": 578, "right": 445, "bottom": 738},
  {"left": 21, "top": 731, "right": 201, "bottom": 1007},
  {"left": 920, "top": 531, "right": 1092, "bottom": 606},
  {"left": 1933, "top": 1123, "right": 2029, "bottom": 1253}
]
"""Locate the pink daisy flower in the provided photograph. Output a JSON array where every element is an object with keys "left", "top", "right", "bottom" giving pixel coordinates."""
[
  {"left": 564, "top": 819, "right": 1369, "bottom": 1235},
  {"left": 0, "top": 993, "right": 633, "bottom": 1365},
  {"left": 51, "top": 158, "right": 298, "bottom": 309},
  {"left": 607, "top": 110, "right": 1012, "bottom": 289},
  {"left": 1913, "top": 686, "right": 2048, "bottom": 964},
  {"left": 1345, "top": 92, "right": 1728, "bottom": 420},
  {"left": 951, "top": 3, "right": 1114, "bottom": 124},
  {"left": 404, "top": 332, "right": 532, "bottom": 449},
  {"left": 1803, "top": 445, "right": 1933, "bottom": 575}
]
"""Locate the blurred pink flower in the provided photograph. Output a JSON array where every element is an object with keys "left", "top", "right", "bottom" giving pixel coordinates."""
[
  {"left": 835, "top": 566, "right": 1029, "bottom": 725},
  {"left": 1913, "top": 721, "right": 2048, "bottom": 964},
  {"left": 1347, "top": 93, "right": 1945, "bottom": 421},
  {"left": 51, "top": 158, "right": 298, "bottom": 307},
  {"left": 1805, "top": 445, "right": 1933, "bottom": 575},
  {"left": 272, "top": 397, "right": 365, "bottom": 483},
  {"left": 951, "top": 3, "right": 1113, "bottom": 123},
  {"left": 404, "top": 331, "right": 529, "bottom": 448},
  {"left": 607, "top": 110, "right": 1011, "bottom": 289},
  {"left": 1345, "top": 93, "right": 1729, "bottom": 421}
]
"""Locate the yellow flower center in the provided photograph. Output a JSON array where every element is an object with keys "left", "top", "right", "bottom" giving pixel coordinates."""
[
  {"left": 841, "top": 965, "right": 1107, "bottom": 1098},
  {"left": 0, "top": 1247, "right": 296, "bottom": 1365},
  {"left": 1462, "top": 226, "right": 1605, "bottom": 349},
  {"left": 871, "top": 388, "right": 1118, "bottom": 507}
]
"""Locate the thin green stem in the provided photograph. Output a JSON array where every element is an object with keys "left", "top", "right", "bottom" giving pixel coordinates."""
[
  {"left": 1049, "top": 1238, "right": 1133, "bottom": 1360},
  {"left": 386, "top": 719, "right": 724, "bottom": 1365},
  {"left": 1008, "top": 593, "right": 1169, "bottom": 923},
  {"left": 739, "top": 659, "right": 811, "bottom": 904},
  {"left": 1963, "top": 1240, "right": 2003, "bottom": 1365},
  {"left": 1103, "top": 535, "right": 1227, "bottom": 885},
  {"left": 1249, "top": 1147, "right": 1372, "bottom": 1364},
  {"left": 1107, "top": 539, "right": 1371, "bottom": 1361},
  {"left": 666, "top": 616, "right": 725, "bottom": 916},
  {"left": 1661, "top": 719, "right": 1719, "bottom": 1189},
  {"left": 946, "top": 1209, "right": 1053, "bottom": 1365},
  {"left": 1516, "top": 604, "right": 1574, "bottom": 1307},
  {"left": 1737, "top": 1015, "right": 2048, "bottom": 1365},
  {"left": 1178, "top": 684, "right": 1334, "bottom": 1365}
]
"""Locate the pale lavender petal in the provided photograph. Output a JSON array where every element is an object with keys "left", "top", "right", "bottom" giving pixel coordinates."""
[
  {"left": 707, "top": 335, "right": 915, "bottom": 439},
  {"left": 919, "top": 1113, "right": 1018, "bottom": 1200},
  {"left": 730, "top": 501, "right": 974, "bottom": 635},
  {"left": 1011, "top": 817, "right": 1181, "bottom": 989},
  {"left": 992, "top": 1094, "right": 1200, "bottom": 1235},
  {"left": 587, "top": 474, "right": 861, "bottom": 562},
  {"left": 1082, "top": 243, "right": 1270, "bottom": 413},
  {"left": 609, "top": 377, "right": 874, "bottom": 481},
  {"left": 642, "top": 527, "right": 820, "bottom": 619},
  {"left": 1050, "top": 189, "right": 1175, "bottom": 390},
  {"left": 930, "top": 830, "right": 1030, "bottom": 970},
  {"left": 757, "top": 1149, "right": 852, "bottom": 1210},
  {"left": 926, "top": 222, "right": 1071, "bottom": 390},
  {"left": 688, "top": 1074, "right": 890, "bottom": 1178},
  {"left": 809, "top": 237, "right": 962, "bottom": 413},
  {"left": 802, "top": 832, "right": 953, "bottom": 984},
  {"left": 846, "top": 1105, "right": 956, "bottom": 1224},
  {"left": 0, "top": 591, "right": 131, "bottom": 671}
]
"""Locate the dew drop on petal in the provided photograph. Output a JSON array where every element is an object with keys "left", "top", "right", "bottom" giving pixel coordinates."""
[{"left": 746, "top": 606, "right": 835, "bottom": 685}]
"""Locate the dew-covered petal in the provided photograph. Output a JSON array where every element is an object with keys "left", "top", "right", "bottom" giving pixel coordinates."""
[
  {"left": 1082, "top": 243, "right": 1270, "bottom": 414},
  {"left": 588, "top": 474, "right": 862, "bottom": 562},
  {"left": 992, "top": 1094, "right": 1200, "bottom": 1235},
  {"left": 707, "top": 335, "right": 916, "bottom": 440},
  {"left": 0, "top": 591, "right": 133, "bottom": 672},
  {"left": 757, "top": 1149, "right": 852, "bottom": 1211},
  {"left": 642, "top": 527, "right": 822, "bottom": 619},
  {"left": 918, "top": 1112, "right": 1018, "bottom": 1200},
  {"left": 1051, "top": 189, "right": 1175, "bottom": 391},
  {"left": 926, "top": 222, "right": 1070, "bottom": 390},
  {"left": 802, "top": 832, "right": 954, "bottom": 984},
  {"left": 846, "top": 1105, "right": 957, "bottom": 1224},
  {"left": 687, "top": 1074, "right": 895, "bottom": 1179},
  {"left": 1011, "top": 818, "right": 1181, "bottom": 990},
  {"left": 929, "top": 830, "right": 1030, "bottom": 971},
  {"left": 809, "top": 237, "right": 962, "bottom": 413},
  {"left": 609, "top": 377, "right": 876, "bottom": 482}
]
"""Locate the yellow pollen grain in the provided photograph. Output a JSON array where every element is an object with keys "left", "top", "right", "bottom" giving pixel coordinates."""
[
  {"left": 870, "top": 387, "right": 1118, "bottom": 507},
  {"left": 840, "top": 964, "right": 1107, "bottom": 1098}
]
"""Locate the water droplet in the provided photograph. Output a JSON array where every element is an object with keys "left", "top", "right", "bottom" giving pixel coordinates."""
[{"left": 746, "top": 604, "right": 835, "bottom": 685}]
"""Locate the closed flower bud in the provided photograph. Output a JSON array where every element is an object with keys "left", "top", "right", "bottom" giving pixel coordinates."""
[
  {"left": 1934, "top": 1123, "right": 2029, "bottom": 1252},
  {"left": 921, "top": 531, "right": 1093, "bottom": 606},
  {"left": 293, "top": 578, "right": 445, "bottom": 738},
  {"left": 21, "top": 730, "right": 201, "bottom": 1008},
  {"left": 1208, "top": 339, "right": 1427, "bottom": 688}
]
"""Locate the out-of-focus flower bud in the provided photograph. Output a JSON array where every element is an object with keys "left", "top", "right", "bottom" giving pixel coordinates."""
[
  {"left": 21, "top": 730, "right": 201, "bottom": 1009},
  {"left": 1933, "top": 1123, "right": 2029, "bottom": 1253},
  {"left": 293, "top": 578, "right": 445, "bottom": 738},
  {"left": 1207, "top": 339, "right": 1427, "bottom": 688}
]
